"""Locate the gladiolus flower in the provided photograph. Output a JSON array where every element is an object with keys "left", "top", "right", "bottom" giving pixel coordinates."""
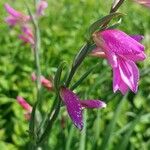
[
  {"left": 31, "top": 72, "right": 53, "bottom": 91},
  {"left": 36, "top": 0, "right": 48, "bottom": 16},
  {"left": 4, "top": 3, "right": 29, "bottom": 26},
  {"left": 92, "top": 29, "right": 146, "bottom": 95},
  {"left": 60, "top": 87, "right": 106, "bottom": 130},
  {"left": 19, "top": 26, "right": 35, "bottom": 45},
  {"left": 16, "top": 96, "right": 32, "bottom": 120},
  {"left": 134, "top": 0, "right": 150, "bottom": 7}
]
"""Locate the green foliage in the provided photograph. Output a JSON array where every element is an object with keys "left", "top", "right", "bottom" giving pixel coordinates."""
[{"left": 0, "top": 0, "right": 150, "bottom": 149}]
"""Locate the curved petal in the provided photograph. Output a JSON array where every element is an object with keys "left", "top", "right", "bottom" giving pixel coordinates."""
[
  {"left": 118, "top": 58, "right": 139, "bottom": 93},
  {"left": 120, "top": 51, "right": 146, "bottom": 62},
  {"left": 40, "top": 76, "right": 53, "bottom": 90},
  {"left": 119, "top": 81, "right": 129, "bottom": 95},
  {"left": 4, "top": 3, "right": 21, "bottom": 17},
  {"left": 130, "top": 35, "right": 144, "bottom": 42},
  {"left": 16, "top": 96, "right": 32, "bottom": 112},
  {"left": 113, "top": 66, "right": 129, "bottom": 95},
  {"left": 107, "top": 52, "right": 118, "bottom": 68},
  {"left": 80, "top": 100, "right": 106, "bottom": 108},
  {"left": 36, "top": 0, "right": 48, "bottom": 16},
  {"left": 99, "top": 29, "right": 145, "bottom": 55},
  {"left": 5, "top": 16, "right": 17, "bottom": 26},
  {"left": 113, "top": 67, "right": 120, "bottom": 93},
  {"left": 60, "top": 87, "right": 83, "bottom": 130}
]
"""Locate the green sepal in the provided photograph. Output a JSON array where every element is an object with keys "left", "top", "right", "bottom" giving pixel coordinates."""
[{"left": 88, "top": 12, "right": 123, "bottom": 39}]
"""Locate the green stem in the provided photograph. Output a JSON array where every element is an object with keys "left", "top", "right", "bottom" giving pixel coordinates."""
[
  {"left": 25, "top": 0, "right": 42, "bottom": 146},
  {"left": 37, "top": 99, "right": 61, "bottom": 145},
  {"left": 110, "top": 0, "right": 125, "bottom": 13}
]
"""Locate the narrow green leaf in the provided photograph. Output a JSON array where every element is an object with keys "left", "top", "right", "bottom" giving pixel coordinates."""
[
  {"left": 70, "top": 63, "right": 99, "bottom": 90},
  {"left": 54, "top": 62, "right": 66, "bottom": 91},
  {"left": 116, "top": 114, "right": 141, "bottom": 150},
  {"left": 93, "top": 109, "right": 101, "bottom": 149},
  {"left": 100, "top": 94, "right": 127, "bottom": 150},
  {"left": 65, "top": 43, "right": 91, "bottom": 87},
  {"left": 65, "top": 125, "right": 75, "bottom": 150},
  {"left": 79, "top": 110, "right": 87, "bottom": 150},
  {"left": 73, "top": 43, "right": 89, "bottom": 68},
  {"left": 29, "top": 102, "right": 37, "bottom": 142}
]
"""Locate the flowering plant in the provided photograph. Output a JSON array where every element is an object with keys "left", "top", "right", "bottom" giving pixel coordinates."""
[{"left": 4, "top": 0, "right": 147, "bottom": 149}]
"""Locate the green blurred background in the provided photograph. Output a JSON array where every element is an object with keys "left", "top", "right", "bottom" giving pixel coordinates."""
[{"left": 0, "top": 0, "right": 150, "bottom": 149}]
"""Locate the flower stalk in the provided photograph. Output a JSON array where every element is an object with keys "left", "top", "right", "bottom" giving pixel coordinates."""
[{"left": 24, "top": 0, "right": 42, "bottom": 146}]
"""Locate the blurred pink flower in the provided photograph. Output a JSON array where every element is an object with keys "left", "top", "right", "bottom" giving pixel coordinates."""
[
  {"left": 36, "top": 0, "right": 48, "bottom": 16},
  {"left": 19, "top": 26, "right": 35, "bottom": 45},
  {"left": 134, "top": 0, "right": 150, "bottom": 7},
  {"left": 31, "top": 72, "right": 53, "bottom": 91},
  {"left": 16, "top": 96, "right": 32, "bottom": 112},
  {"left": 60, "top": 87, "right": 106, "bottom": 130},
  {"left": 16, "top": 96, "right": 32, "bottom": 120},
  {"left": 4, "top": 3, "right": 29, "bottom": 26},
  {"left": 92, "top": 29, "right": 146, "bottom": 95}
]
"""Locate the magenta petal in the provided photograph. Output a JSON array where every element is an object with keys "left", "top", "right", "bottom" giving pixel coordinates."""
[
  {"left": 5, "top": 16, "right": 17, "bottom": 26},
  {"left": 107, "top": 52, "right": 118, "bottom": 68},
  {"left": 119, "top": 81, "right": 129, "bottom": 95},
  {"left": 99, "top": 29, "right": 145, "bottom": 55},
  {"left": 80, "top": 100, "right": 106, "bottom": 109},
  {"left": 113, "top": 67, "right": 120, "bottom": 93},
  {"left": 16, "top": 96, "right": 32, "bottom": 112},
  {"left": 113, "top": 66, "right": 129, "bottom": 95},
  {"left": 60, "top": 87, "right": 83, "bottom": 130},
  {"left": 122, "top": 51, "right": 146, "bottom": 61},
  {"left": 19, "top": 26, "right": 34, "bottom": 45},
  {"left": 90, "top": 47, "right": 106, "bottom": 58},
  {"left": 36, "top": 0, "right": 48, "bottom": 16},
  {"left": 118, "top": 58, "right": 139, "bottom": 93},
  {"left": 130, "top": 35, "right": 144, "bottom": 42},
  {"left": 4, "top": 3, "right": 21, "bottom": 17}
]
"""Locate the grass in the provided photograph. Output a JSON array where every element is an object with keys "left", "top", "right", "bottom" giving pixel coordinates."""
[{"left": 0, "top": 0, "right": 150, "bottom": 149}]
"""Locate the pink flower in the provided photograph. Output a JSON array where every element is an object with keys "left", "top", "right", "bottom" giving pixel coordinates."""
[
  {"left": 16, "top": 96, "right": 32, "bottom": 112},
  {"left": 19, "top": 26, "right": 35, "bottom": 45},
  {"left": 92, "top": 29, "right": 146, "bottom": 95},
  {"left": 36, "top": 0, "right": 48, "bottom": 16},
  {"left": 16, "top": 96, "right": 32, "bottom": 120},
  {"left": 134, "top": 0, "right": 150, "bottom": 7},
  {"left": 4, "top": 3, "right": 29, "bottom": 26},
  {"left": 31, "top": 72, "right": 53, "bottom": 91},
  {"left": 60, "top": 87, "right": 106, "bottom": 130}
]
